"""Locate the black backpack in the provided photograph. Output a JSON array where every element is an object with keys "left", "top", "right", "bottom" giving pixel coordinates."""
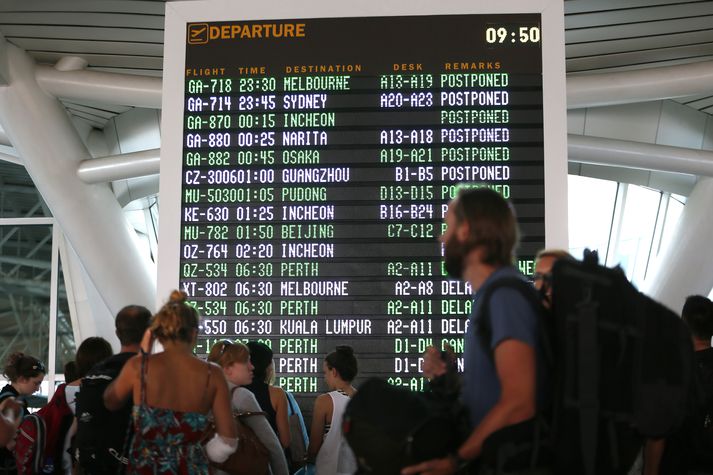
[
  {"left": 343, "top": 377, "right": 468, "bottom": 475},
  {"left": 548, "top": 251, "right": 694, "bottom": 475},
  {"left": 688, "top": 350, "right": 713, "bottom": 469},
  {"left": 660, "top": 347, "right": 713, "bottom": 473},
  {"left": 75, "top": 353, "right": 134, "bottom": 475},
  {"left": 476, "top": 250, "right": 696, "bottom": 475}
]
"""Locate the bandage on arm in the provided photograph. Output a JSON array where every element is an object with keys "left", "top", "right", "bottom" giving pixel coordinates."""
[{"left": 205, "top": 433, "right": 238, "bottom": 463}]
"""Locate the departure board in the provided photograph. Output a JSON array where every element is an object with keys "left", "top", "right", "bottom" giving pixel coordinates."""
[{"left": 160, "top": 3, "right": 568, "bottom": 397}]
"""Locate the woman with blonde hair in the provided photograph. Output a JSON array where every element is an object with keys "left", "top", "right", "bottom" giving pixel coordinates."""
[
  {"left": 104, "top": 291, "right": 236, "bottom": 475},
  {"left": 208, "top": 340, "right": 289, "bottom": 475}
]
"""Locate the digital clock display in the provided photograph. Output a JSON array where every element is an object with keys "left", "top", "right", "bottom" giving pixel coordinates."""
[{"left": 175, "top": 13, "right": 545, "bottom": 395}]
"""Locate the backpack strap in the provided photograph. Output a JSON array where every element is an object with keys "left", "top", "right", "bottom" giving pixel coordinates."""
[
  {"left": 575, "top": 281, "right": 600, "bottom": 475},
  {"left": 476, "top": 277, "right": 546, "bottom": 361},
  {"left": 552, "top": 255, "right": 604, "bottom": 475},
  {"left": 0, "top": 392, "right": 15, "bottom": 402}
]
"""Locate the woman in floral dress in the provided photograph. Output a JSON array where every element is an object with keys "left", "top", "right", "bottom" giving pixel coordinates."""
[{"left": 104, "top": 291, "right": 237, "bottom": 474}]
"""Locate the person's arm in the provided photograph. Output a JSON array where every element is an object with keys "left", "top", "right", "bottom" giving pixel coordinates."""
[
  {"left": 402, "top": 287, "right": 539, "bottom": 475},
  {"left": 211, "top": 366, "right": 237, "bottom": 440},
  {"left": 458, "top": 339, "right": 536, "bottom": 459},
  {"left": 270, "top": 386, "right": 291, "bottom": 449},
  {"left": 401, "top": 339, "right": 536, "bottom": 475},
  {"left": 205, "top": 365, "right": 238, "bottom": 463},
  {"left": 306, "top": 394, "right": 330, "bottom": 461},
  {"left": 0, "top": 398, "right": 21, "bottom": 447},
  {"left": 103, "top": 355, "right": 139, "bottom": 411},
  {"left": 422, "top": 346, "right": 447, "bottom": 381},
  {"left": 236, "top": 389, "right": 289, "bottom": 475},
  {"left": 643, "top": 439, "right": 665, "bottom": 475}
]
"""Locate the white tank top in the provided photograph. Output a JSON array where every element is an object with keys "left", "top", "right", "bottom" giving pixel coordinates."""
[{"left": 315, "top": 391, "right": 357, "bottom": 475}]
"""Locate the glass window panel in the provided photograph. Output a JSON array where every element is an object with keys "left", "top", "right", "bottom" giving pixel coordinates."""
[
  {"left": 56, "top": 258, "right": 76, "bottom": 382},
  {"left": 657, "top": 197, "right": 684, "bottom": 258},
  {"left": 0, "top": 225, "right": 52, "bottom": 374},
  {"left": 610, "top": 185, "right": 661, "bottom": 287},
  {"left": 0, "top": 162, "right": 48, "bottom": 219},
  {"left": 567, "top": 175, "right": 618, "bottom": 260}
]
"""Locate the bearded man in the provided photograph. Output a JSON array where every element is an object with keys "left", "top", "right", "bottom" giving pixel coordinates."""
[{"left": 403, "top": 188, "right": 550, "bottom": 475}]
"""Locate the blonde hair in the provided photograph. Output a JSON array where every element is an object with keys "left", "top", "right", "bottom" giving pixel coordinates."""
[
  {"left": 207, "top": 340, "right": 250, "bottom": 367},
  {"left": 150, "top": 290, "right": 199, "bottom": 343}
]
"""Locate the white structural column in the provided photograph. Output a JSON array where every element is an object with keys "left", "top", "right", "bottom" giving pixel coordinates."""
[
  {"left": 646, "top": 177, "right": 713, "bottom": 311},
  {"left": 0, "top": 39, "right": 156, "bottom": 313}
]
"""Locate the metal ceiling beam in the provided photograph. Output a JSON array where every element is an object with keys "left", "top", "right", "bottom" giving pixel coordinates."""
[
  {"left": 77, "top": 148, "right": 159, "bottom": 183},
  {"left": 568, "top": 134, "right": 713, "bottom": 177},
  {"left": 0, "top": 204, "right": 47, "bottom": 249},
  {"left": 0, "top": 277, "right": 66, "bottom": 296},
  {"left": 9, "top": 232, "right": 51, "bottom": 275},
  {"left": 73, "top": 133, "right": 713, "bottom": 185},
  {"left": 35, "top": 63, "right": 162, "bottom": 109},
  {"left": 27, "top": 57, "right": 713, "bottom": 112},
  {"left": 568, "top": 61, "right": 713, "bottom": 109},
  {"left": 0, "top": 184, "right": 37, "bottom": 194},
  {"left": 0, "top": 256, "right": 51, "bottom": 269}
]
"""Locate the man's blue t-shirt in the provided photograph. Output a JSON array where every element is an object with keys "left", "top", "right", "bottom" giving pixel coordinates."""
[{"left": 462, "top": 266, "right": 549, "bottom": 429}]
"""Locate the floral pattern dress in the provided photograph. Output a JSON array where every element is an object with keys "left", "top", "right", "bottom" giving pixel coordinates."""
[
  {"left": 127, "top": 354, "right": 211, "bottom": 475},
  {"left": 128, "top": 405, "right": 210, "bottom": 475}
]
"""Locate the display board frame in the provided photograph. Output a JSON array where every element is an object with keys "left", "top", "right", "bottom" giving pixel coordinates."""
[{"left": 158, "top": 0, "right": 568, "bottom": 305}]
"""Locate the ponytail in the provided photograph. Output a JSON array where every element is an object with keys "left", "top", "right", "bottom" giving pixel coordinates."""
[{"left": 150, "top": 290, "right": 199, "bottom": 343}]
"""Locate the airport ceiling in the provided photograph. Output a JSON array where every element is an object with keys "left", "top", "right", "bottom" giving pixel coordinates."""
[
  {"left": 0, "top": 0, "right": 713, "bottom": 362},
  {"left": 0, "top": 0, "right": 712, "bottom": 130}
]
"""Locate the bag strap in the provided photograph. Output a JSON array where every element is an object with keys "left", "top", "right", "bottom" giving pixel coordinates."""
[
  {"left": 0, "top": 392, "right": 15, "bottom": 402},
  {"left": 139, "top": 352, "right": 148, "bottom": 407},
  {"left": 286, "top": 392, "right": 297, "bottom": 415},
  {"left": 237, "top": 411, "right": 267, "bottom": 419},
  {"left": 226, "top": 387, "right": 267, "bottom": 419},
  {"left": 476, "top": 277, "right": 554, "bottom": 470},
  {"left": 200, "top": 363, "right": 212, "bottom": 411},
  {"left": 476, "top": 277, "right": 545, "bottom": 360}
]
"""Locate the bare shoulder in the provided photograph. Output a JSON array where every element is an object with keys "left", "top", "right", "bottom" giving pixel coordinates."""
[
  {"left": 268, "top": 385, "right": 287, "bottom": 399},
  {"left": 123, "top": 354, "right": 142, "bottom": 373},
  {"left": 207, "top": 360, "right": 222, "bottom": 371},
  {"left": 314, "top": 393, "right": 332, "bottom": 410},
  {"left": 206, "top": 360, "right": 226, "bottom": 387},
  {"left": 207, "top": 360, "right": 223, "bottom": 376}
]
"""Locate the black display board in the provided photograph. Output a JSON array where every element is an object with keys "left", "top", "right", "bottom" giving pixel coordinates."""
[{"left": 179, "top": 14, "right": 544, "bottom": 394}]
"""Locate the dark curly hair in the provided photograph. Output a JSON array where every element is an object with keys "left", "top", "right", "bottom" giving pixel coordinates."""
[{"left": 3, "top": 353, "right": 45, "bottom": 382}]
